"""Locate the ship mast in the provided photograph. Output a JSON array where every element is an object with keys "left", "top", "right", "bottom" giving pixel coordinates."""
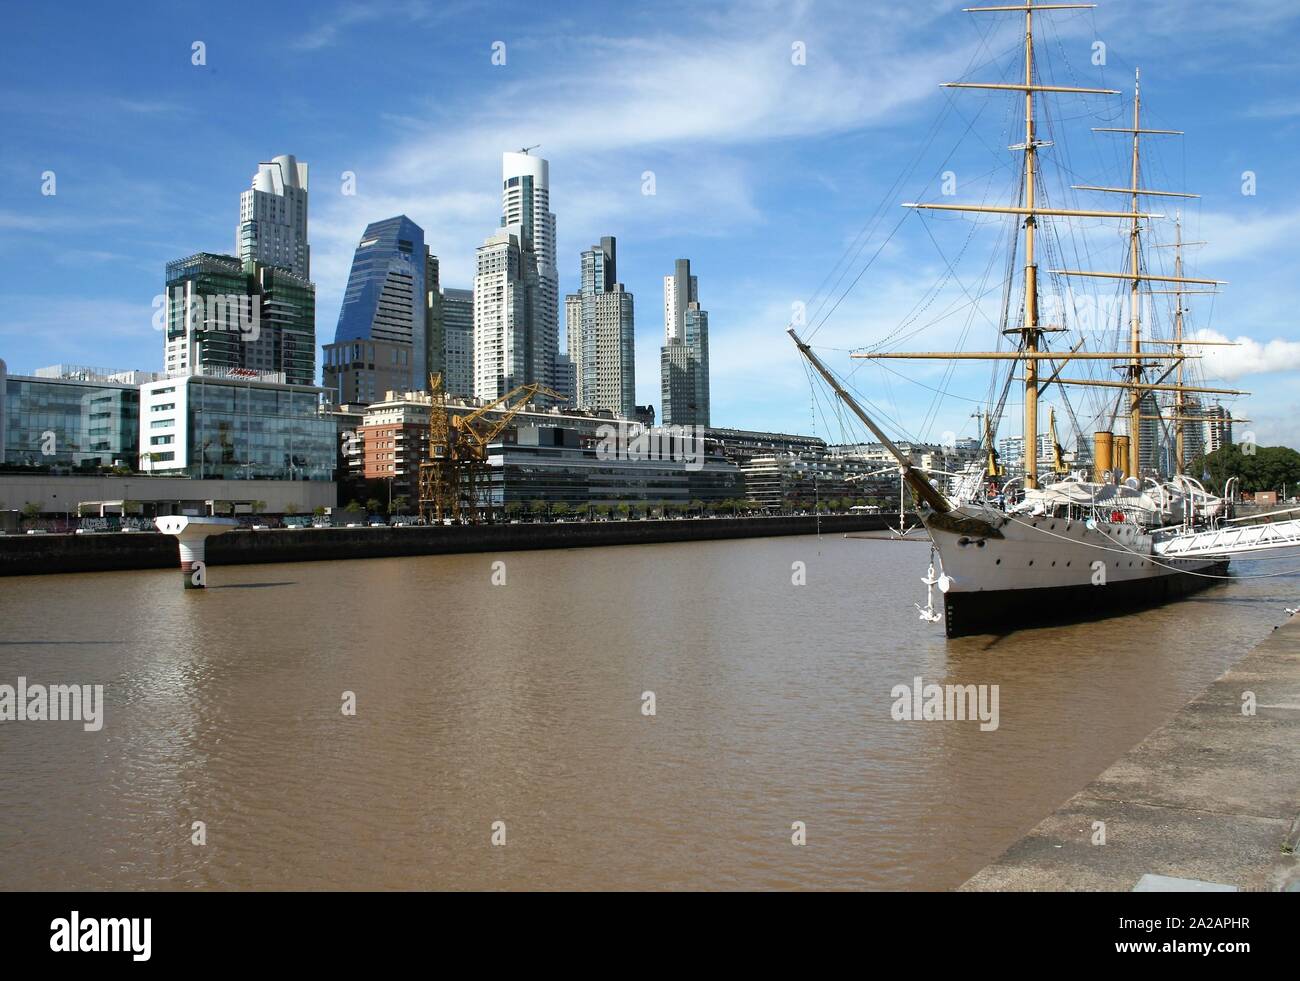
[{"left": 800, "top": 0, "right": 1250, "bottom": 499}]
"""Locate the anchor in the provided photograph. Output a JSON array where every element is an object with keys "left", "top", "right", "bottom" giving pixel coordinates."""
[{"left": 916, "top": 553, "right": 951, "bottom": 623}]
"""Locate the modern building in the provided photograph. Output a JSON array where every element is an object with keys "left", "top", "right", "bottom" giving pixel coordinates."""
[
  {"left": 441, "top": 287, "right": 474, "bottom": 397},
  {"left": 482, "top": 425, "right": 741, "bottom": 510},
  {"left": 741, "top": 452, "right": 896, "bottom": 511},
  {"left": 0, "top": 362, "right": 158, "bottom": 469},
  {"left": 501, "top": 151, "right": 558, "bottom": 393},
  {"left": 138, "top": 368, "right": 334, "bottom": 481},
  {"left": 660, "top": 258, "right": 710, "bottom": 426},
  {"left": 553, "top": 353, "right": 576, "bottom": 406},
  {"left": 238, "top": 154, "right": 310, "bottom": 281},
  {"left": 711, "top": 428, "right": 827, "bottom": 467},
  {"left": 1203, "top": 404, "right": 1234, "bottom": 454},
  {"left": 566, "top": 236, "right": 635, "bottom": 418},
  {"left": 163, "top": 252, "right": 316, "bottom": 386},
  {"left": 327, "top": 216, "right": 436, "bottom": 397},
  {"left": 473, "top": 226, "right": 542, "bottom": 400}
]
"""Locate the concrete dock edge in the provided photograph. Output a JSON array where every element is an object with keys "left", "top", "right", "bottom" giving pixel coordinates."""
[{"left": 962, "top": 613, "right": 1300, "bottom": 892}]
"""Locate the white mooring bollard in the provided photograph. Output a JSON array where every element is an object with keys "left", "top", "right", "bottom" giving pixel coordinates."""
[{"left": 154, "top": 516, "right": 239, "bottom": 589}]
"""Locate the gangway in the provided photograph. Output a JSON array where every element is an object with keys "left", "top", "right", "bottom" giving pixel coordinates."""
[{"left": 1156, "top": 517, "right": 1300, "bottom": 559}]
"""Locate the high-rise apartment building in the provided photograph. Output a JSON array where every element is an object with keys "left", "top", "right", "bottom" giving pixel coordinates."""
[
  {"left": 325, "top": 215, "right": 437, "bottom": 400},
  {"left": 473, "top": 226, "right": 540, "bottom": 400},
  {"left": 565, "top": 236, "right": 635, "bottom": 418},
  {"left": 660, "top": 258, "right": 710, "bottom": 427},
  {"left": 238, "top": 154, "right": 310, "bottom": 281},
  {"left": 499, "top": 151, "right": 557, "bottom": 392}
]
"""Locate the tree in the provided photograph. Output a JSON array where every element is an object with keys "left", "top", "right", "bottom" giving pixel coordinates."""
[
  {"left": 552, "top": 502, "right": 570, "bottom": 519},
  {"left": 22, "top": 501, "right": 42, "bottom": 521},
  {"left": 345, "top": 500, "right": 363, "bottom": 513},
  {"left": 530, "top": 499, "right": 548, "bottom": 521},
  {"left": 615, "top": 503, "right": 631, "bottom": 520},
  {"left": 1194, "top": 443, "right": 1300, "bottom": 495},
  {"left": 312, "top": 505, "right": 327, "bottom": 517},
  {"left": 251, "top": 500, "right": 265, "bottom": 515},
  {"left": 595, "top": 504, "right": 612, "bottom": 519},
  {"left": 391, "top": 496, "right": 410, "bottom": 515},
  {"left": 284, "top": 502, "right": 300, "bottom": 516},
  {"left": 365, "top": 497, "right": 381, "bottom": 514},
  {"left": 505, "top": 502, "right": 522, "bottom": 518}
]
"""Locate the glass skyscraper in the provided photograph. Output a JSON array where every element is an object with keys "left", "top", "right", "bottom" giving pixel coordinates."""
[
  {"left": 565, "top": 236, "right": 635, "bottom": 418},
  {"left": 330, "top": 216, "right": 434, "bottom": 396}
]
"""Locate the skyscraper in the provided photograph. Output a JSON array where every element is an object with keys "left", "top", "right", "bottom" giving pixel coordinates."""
[
  {"left": 163, "top": 252, "right": 316, "bottom": 386},
  {"left": 473, "top": 226, "right": 540, "bottom": 400},
  {"left": 442, "top": 287, "right": 474, "bottom": 398},
  {"left": 500, "top": 151, "right": 557, "bottom": 391},
  {"left": 565, "top": 236, "right": 635, "bottom": 418},
  {"left": 660, "top": 258, "right": 710, "bottom": 427},
  {"left": 238, "top": 154, "right": 310, "bottom": 281},
  {"left": 325, "top": 216, "right": 435, "bottom": 400}
]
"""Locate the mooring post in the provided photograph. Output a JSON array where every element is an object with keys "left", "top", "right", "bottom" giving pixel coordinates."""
[{"left": 154, "top": 516, "right": 239, "bottom": 588}]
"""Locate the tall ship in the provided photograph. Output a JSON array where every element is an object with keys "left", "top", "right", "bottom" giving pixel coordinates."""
[{"left": 791, "top": 0, "right": 1300, "bottom": 636}]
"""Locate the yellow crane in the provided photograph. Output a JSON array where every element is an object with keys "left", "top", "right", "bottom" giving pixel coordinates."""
[{"left": 418, "top": 374, "right": 563, "bottom": 523}]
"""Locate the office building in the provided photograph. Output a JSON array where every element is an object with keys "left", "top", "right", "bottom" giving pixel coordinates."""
[
  {"left": 138, "top": 368, "right": 334, "bottom": 481},
  {"left": 0, "top": 362, "right": 157, "bottom": 468},
  {"left": 327, "top": 216, "right": 436, "bottom": 398},
  {"left": 163, "top": 252, "right": 316, "bottom": 386},
  {"left": 566, "top": 236, "right": 635, "bottom": 418},
  {"left": 660, "top": 258, "right": 710, "bottom": 426}
]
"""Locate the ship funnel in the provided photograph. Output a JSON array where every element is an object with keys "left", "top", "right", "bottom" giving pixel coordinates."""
[
  {"left": 1093, "top": 431, "right": 1113, "bottom": 483},
  {"left": 1112, "top": 435, "right": 1130, "bottom": 481}
]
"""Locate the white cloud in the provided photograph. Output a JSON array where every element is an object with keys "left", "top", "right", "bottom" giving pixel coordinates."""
[{"left": 1190, "top": 328, "right": 1300, "bottom": 381}]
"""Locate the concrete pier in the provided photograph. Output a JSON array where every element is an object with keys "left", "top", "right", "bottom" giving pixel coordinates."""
[
  {"left": 963, "top": 614, "right": 1300, "bottom": 892},
  {"left": 153, "top": 515, "right": 238, "bottom": 588}
]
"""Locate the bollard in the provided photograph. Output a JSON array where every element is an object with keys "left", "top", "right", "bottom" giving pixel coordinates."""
[{"left": 154, "top": 516, "right": 239, "bottom": 588}]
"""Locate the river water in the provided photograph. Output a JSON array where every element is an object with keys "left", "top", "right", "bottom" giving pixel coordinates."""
[{"left": 0, "top": 533, "right": 1293, "bottom": 890}]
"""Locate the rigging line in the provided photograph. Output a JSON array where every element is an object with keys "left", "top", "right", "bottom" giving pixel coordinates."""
[
  {"left": 799, "top": 13, "right": 1011, "bottom": 332},
  {"left": 807, "top": 77, "right": 1014, "bottom": 345}
]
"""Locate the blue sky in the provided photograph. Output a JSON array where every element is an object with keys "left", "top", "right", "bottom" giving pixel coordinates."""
[{"left": 3, "top": 0, "right": 1299, "bottom": 448}]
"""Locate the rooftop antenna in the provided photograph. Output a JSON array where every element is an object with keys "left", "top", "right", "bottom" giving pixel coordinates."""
[{"left": 518, "top": 144, "right": 540, "bottom": 154}]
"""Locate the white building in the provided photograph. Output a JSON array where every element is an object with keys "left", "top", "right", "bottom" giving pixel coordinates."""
[
  {"left": 500, "top": 151, "right": 557, "bottom": 392},
  {"left": 238, "top": 154, "right": 310, "bottom": 280},
  {"left": 473, "top": 228, "right": 538, "bottom": 401}
]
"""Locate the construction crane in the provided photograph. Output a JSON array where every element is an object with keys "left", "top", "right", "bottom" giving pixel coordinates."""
[{"left": 418, "top": 373, "right": 563, "bottom": 523}]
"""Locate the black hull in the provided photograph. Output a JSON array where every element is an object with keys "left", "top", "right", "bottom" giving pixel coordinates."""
[{"left": 942, "top": 561, "right": 1230, "bottom": 638}]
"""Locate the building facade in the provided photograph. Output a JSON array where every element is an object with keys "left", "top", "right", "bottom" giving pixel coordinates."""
[
  {"left": 483, "top": 425, "right": 741, "bottom": 509},
  {"left": 473, "top": 226, "right": 541, "bottom": 400},
  {"left": 565, "top": 236, "right": 635, "bottom": 418},
  {"left": 0, "top": 362, "right": 156, "bottom": 469},
  {"left": 139, "top": 369, "right": 334, "bottom": 481},
  {"left": 441, "top": 287, "right": 474, "bottom": 397},
  {"left": 359, "top": 391, "right": 431, "bottom": 504},
  {"left": 238, "top": 154, "right": 310, "bottom": 281},
  {"left": 660, "top": 258, "right": 710, "bottom": 426},
  {"left": 163, "top": 253, "right": 316, "bottom": 386}
]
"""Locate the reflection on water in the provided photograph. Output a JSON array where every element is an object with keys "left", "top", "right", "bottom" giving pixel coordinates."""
[{"left": 0, "top": 534, "right": 1292, "bottom": 890}]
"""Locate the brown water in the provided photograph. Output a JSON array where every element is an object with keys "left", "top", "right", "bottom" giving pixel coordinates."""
[{"left": 0, "top": 534, "right": 1293, "bottom": 890}]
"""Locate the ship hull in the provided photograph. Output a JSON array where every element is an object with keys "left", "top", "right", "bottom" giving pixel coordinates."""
[
  {"left": 941, "top": 559, "right": 1229, "bottom": 637},
  {"left": 923, "top": 504, "right": 1231, "bottom": 638}
]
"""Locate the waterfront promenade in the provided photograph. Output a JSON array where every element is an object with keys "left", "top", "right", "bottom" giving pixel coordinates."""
[{"left": 963, "top": 614, "right": 1300, "bottom": 891}]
